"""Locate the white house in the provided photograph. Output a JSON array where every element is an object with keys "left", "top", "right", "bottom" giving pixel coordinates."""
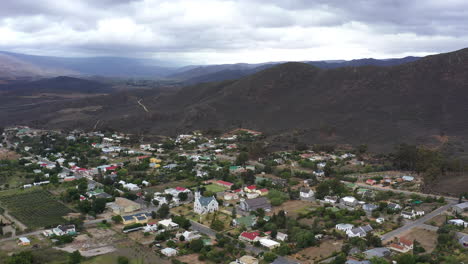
[
  {"left": 194, "top": 192, "right": 219, "bottom": 214},
  {"left": 259, "top": 238, "right": 280, "bottom": 249},
  {"left": 448, "top": 219, "right": 468, "bottom": 228},
  {"left": 276, "top": 232, "right": 288, "bottom": 242},
  {"left": 158, "top": 219, "right": 179, "bottom": 230},
  {"left": 401, "top": 210, "right": 425, "bottom": 219},
  {"left": 346, "top": 225, "right": 373, "bottom": 238},
  {"left": 324, "top": 196, "right": 338, "bottom": 204},
  {"left": 376, "top": 218, "right": 385, "bottom": 224},
  {"left": 336, "top": 223, "right": 354, "bottom": 232},
  {"left": 180, "top": 231, "right": 202, "bottom": 241},
  {"left": 341, "top": 196, "right": 358, "bottom": 207},
  {"left": 300, "top": 187, "right": 314, "bottom": 200},
  {"left": 161, "top": 248, "right": 178, "bottom": 257},
  {"left": 52, "top": 225, "right": 76, "bottom": 236}
]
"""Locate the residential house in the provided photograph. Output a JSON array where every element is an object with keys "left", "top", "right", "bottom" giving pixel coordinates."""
[
  {"left": 388, "top": 203, "right": 402, "bottom": 211},
  {"left": 458, "top": 234, "right": 468, "bottom": 248},
  {"left": 363, "top": 203, "right": 378, "bottom": 212},
  {"left": 244, "top": 185, "right": 257, "bottom": 193},
  {"left": 259, "top": 238, "right": 280, "bottom": 249},
  {"left": 121, "top": 212, "right": 151, "bottom": 225},
  {"left": 161, "top": 248, "right": 178, "bottom": 257},
  {"left": 323, "top": 196, "right": 338, "bottom": 204},
  {"left": 158, "top": 219, "right": 179, "bottom": 230},
  {"left": 224, "top": 192, "right": 240, "bottom": 200},
  {"left": 346, "top": 225, "right": 373, "bottom": 238},
  {"left": 238, "top": 255, "right": 259, "bottom": 264},
  {"left": 239, "top": 197, "right": 272, "bottom": 212},
  {"left": 258, "top": 188, "right": 269, "bottom": 196},
  {"left": 276, "top": 232, "right": 288, "bottom": 242},
  {"left": 452, "top": 202, "right": 468, "bottom": 214},
  {"left": 299, "top": 187, "right": 315, "bottom": 201},
  {"left": 376, "top": 218, "right": 385, "bottom": 224},
  {"left": 400, "top": 210, "right": 425, "bottom": 219},
  {"left": 365, "top": 179, "right": 377, "bottom": 185},
  {"left": 180, "top": 231, "right": 202, "bottom": 241},
  {"left": 246, "top": 192, "right": 260, "bottom": 199},
  {"left": 448, "top": 219, "right": 468, "bottom": 228},
  {"left": 388, "top": 237, "right": 414, "bottom": 253},
  {"left": 106, "top": 197, "right": 141, "bottom": 215},
  {"left": 239, "top": 231, "right": 260, "bottom": 242},
  {"left": 216, "top": 180, "right": 234, "bottom": 188},
  {"left": 341, "top": 196, "right": 358, "bottom": 207},
  {"left": 144, "top": 220, "right": 159, "bottom": 232},
  {"left": 194, "top": 192, "right": 219, "bottom": 214},
  {"left": 165, "top": 187, "right": 191, "bottom": 197},
  {"left": 402, "top": 176, "right": 414, "bottom": 182},
  {"left": 345, "top": 260, "right": 370, "bottom": 264},
  {"left": 363, "top": 247, "right": 391, "bottom": 259},
  {"left": 336, "top": 223, "right": 354, "bottom": 232},
  {"left": 18, "top": 237, "right": 31, "bottom": 246},
  {"left": 52, "top": 225, "right": 76, "bottom": 236}
]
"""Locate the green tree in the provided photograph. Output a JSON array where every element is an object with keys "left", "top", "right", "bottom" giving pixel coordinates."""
[
  {"left": 178, "top": 192, "right": 188, "bottom": 201},
  {"left": 158, "top": 204, "right": 170, "bottom": 218},
  {"left": 210, "top": 219, "right": 224, "bottom": 231},
  {"left": 396, "top": 254, "right": 416, "bottom": 264},
  {"left": 117, "top": 256, "right": 129, "bottom": 264},
  {"left": 68, "top": 250, "right": 82, "bottom": 264},
  {"left": 236, "top": 152, "right": 249, "bottom": 166},
  {"left": 263, "top": 252, "right": 277, "bottom": 262},
  {"left": 190, "top": 239, "right": 204, "bottom": 252}
]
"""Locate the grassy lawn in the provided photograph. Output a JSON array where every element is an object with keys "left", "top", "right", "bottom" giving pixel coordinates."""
[
  {"left": 205, "top": 184, "right": 228, "bottom": 193},
  {"left": 0, "top": 188, "right": 73, "bottom": 228}
]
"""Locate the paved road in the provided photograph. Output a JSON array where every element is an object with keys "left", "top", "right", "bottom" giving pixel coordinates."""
[{"left": 381, "top": 202, "right": 454, "bottom": 241}]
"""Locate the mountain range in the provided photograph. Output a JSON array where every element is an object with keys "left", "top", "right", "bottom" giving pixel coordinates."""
[
  {"left": 0, "top": 50, "right": 420, "bottom": 85},
  {"left": 0, "top": 48, "right": 467, "bottom": 152}
]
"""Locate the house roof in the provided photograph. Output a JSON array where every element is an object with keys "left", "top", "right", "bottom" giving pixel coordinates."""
[
  {"left": 239, "top": 256, "right": 258, "bottom": 264},
  {"left": 388, "top": 243, "right": 405, "bottom": 251},
  {"left": 175, "top": 186, "right": 187, "bottom": 191},
  {"left": 240, "top": 231, "right": 260, "bottom": 241},
  {"left": 246, "top": 185, "right": 256, "bottom": 190},
  {"left": 454, "top": 202, "right": 468, "bottom": 209},
  {"left": 399, "top": 237, "right": 413, "bottom": 247},
  {"left": 198, "top": 196, "right": 217, "bottom": 207},
  {"left": 217, "top": 180, "right": 233, "bottom": 186},
  {"left": 243, "top": 197, "right": 271, "bottom": 210},
  {"left": 363, "top": 247, "right": 390, "bottom": 258}
]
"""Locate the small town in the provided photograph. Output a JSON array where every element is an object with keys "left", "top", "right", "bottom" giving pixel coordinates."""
[{"left": 0, "top": 126, "right": 466, "bottom": 264}]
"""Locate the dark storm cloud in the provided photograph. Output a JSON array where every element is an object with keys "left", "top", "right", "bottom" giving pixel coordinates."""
[{"left": 0, "top": 0, "right": 467, "bottom": 63}]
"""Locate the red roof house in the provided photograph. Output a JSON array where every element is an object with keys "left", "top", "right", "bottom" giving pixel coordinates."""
[
  {"left": 239, "top": 231, "right": 260, "bottom": 242},
  {"left": 216, "top": 180, "right": 234, "bottom": 188}
]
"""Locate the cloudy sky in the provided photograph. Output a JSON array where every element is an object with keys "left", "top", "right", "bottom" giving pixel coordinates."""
[{"left": 1, "top": 0, "right": 468, "bottom": 65}]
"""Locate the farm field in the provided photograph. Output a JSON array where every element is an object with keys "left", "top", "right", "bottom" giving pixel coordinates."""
[{"left": 0, "top": 189, "right": 73, "bottom": 228}]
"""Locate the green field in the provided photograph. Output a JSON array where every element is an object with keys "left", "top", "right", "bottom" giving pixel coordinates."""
[
  {"left": 0, "top": 189, "right": 73, "bottom": 228},
  {"left": 205, "top": 183, "right": 228, "bottom": 193}
]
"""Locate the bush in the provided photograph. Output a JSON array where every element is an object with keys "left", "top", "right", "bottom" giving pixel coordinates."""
[{"left": 263, "top": 252, "right": 277, "bottom": 262}]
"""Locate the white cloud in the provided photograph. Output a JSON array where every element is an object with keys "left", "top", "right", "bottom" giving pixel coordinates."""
[{"left": 0, "top": 0, "right": 467, "bottom": 64}]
